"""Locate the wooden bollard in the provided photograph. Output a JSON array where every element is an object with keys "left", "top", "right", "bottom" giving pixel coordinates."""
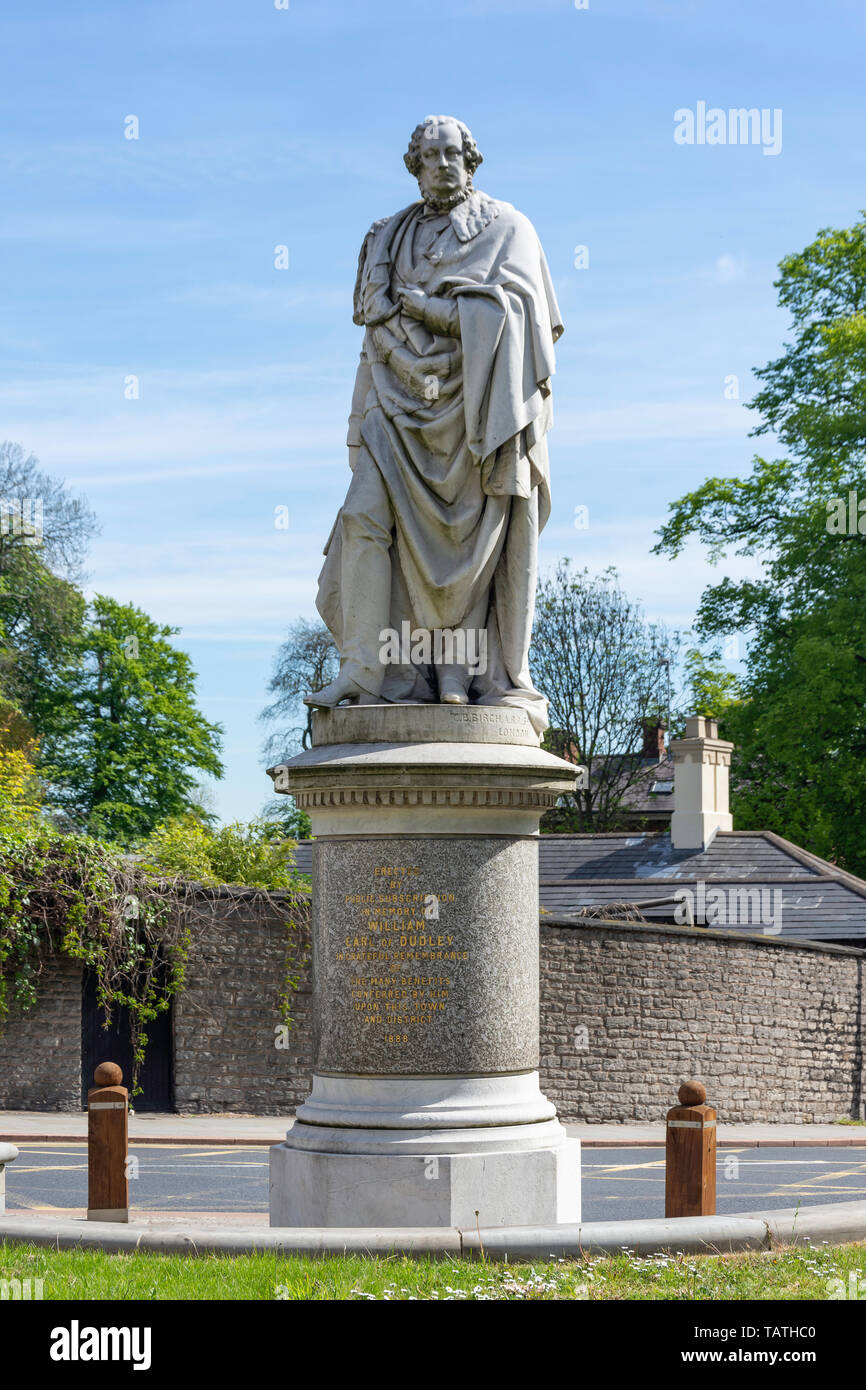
[
  {"left": 665, "top": 1079, "right": 716, "bottom": 1218},
  {"left": 87, "top": 1061, "right": 129, "bottom": 1223}
]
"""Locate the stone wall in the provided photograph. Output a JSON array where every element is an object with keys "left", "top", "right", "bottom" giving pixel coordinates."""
[
  {"left": 175, "top": 905, "right": 866, "bottom": 1122},
  {"left": 539, "top": 919, "right": 865, "bottom": 1124},
  {"left": 2, "top": 896, "right": 864, "bottom": 1124},
  {"left": 0, "top": 956, "right": 82, "bottom": 1111},
  {"left": 173, "top": 888, "right": 313, "bottom": 1114}
]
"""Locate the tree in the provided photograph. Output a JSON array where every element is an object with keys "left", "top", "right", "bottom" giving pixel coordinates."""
[
  {"left": 259, "top": 618, "right": 337, "bottom": 838},
  {"left": 0, "top": 440, "right": 97, "bottom": 581},
  {"left": 36, "top": 596, "right": 224, "bottom": 842},
  {"left": 260, "top": 618, "right": 338, "bottom": 758},
  {"left": 260, "top": 798, "right": 313, "bottom": 841},
  {"left": 0, "top": 546, "right": 87, "bottom": 724},
  {"left": 529, "top": 562, "right": 679, "bottom": 830},
  {"left": 681, "top": 648, "right": 743, "bottom": 729},
  {"left": 0, "top": 709, "right": 42, "bottom": 839},
  {"left": 653, "top": 213, "right": 866, "bottom": 871},
  {"left": 0, "top": 443, "right": 94, "bottom": 720}
]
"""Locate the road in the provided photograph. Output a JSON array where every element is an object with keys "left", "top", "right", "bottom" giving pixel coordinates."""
[{"left": 6, "top": 1145, "right": 866, "bottom": 1223}]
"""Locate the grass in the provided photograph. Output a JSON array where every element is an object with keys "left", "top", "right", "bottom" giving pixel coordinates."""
[{"left": 1, "top": 1240, "right": 864, "bottom": 1300}]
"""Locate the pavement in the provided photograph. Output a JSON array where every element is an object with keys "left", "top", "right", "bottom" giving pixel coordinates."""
[
  {"left": 2, "top": 1111, "right": 865, "bottom": 1147},
  {"left": 1, "top": 1199, "right": 865, "bottom": 1260}
]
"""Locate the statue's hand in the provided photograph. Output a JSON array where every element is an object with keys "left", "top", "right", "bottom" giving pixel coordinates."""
[
  {"left": 398, "top": 285, "right": 459, "bottom": 337},
  {"left": 397, "top": 286, "right": 428, "bottom": 321}
]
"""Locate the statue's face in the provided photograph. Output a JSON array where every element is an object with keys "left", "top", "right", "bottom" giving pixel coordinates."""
[{"left": 416, "top": 120, "right": 469, "bottom": 201}]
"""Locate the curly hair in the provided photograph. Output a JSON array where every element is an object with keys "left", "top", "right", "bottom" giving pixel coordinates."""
[{"left": 403, "top": 116, "right": 483, "bottom": 179}]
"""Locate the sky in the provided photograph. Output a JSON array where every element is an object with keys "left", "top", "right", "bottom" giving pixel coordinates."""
[{"left": 2, "top": 0, "right": 865, "bottom": 822}]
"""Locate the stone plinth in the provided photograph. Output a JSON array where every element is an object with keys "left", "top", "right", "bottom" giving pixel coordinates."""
[{"left": 267, "top": 704, "right": 581, "bottom": 1228}]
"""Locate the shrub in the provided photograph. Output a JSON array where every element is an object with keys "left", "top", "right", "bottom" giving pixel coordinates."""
[{"left": 138, "top": 814, "right": 307, "bottom": 890}]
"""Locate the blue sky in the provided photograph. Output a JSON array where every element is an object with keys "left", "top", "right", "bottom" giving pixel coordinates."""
[{"left": 2, "top": 0, "right": 865, "bottom": 821}]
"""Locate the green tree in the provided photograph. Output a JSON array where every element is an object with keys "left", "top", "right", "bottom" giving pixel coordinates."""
[
  {"left": 37, "top": 596, "right": 224, "bottom": 842},
  {"left": 654, "top": 213, "right": 866, "bottom": 871},
  {"left": 0, "top": 547, "right": 87, "bottom": 727},
  {"left": 260, "top": 798, "right": 312, "bottom": 841},
  {"left": 681, "top": 648, "right": 743, "bottom": 730},
  {"left": 0, "top": 442, "right": 94, "bottom": 721}
]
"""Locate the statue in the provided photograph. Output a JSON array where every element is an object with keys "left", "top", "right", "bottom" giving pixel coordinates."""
[{"left": 306, "top": 115, "right": 563, "bottom": 737}]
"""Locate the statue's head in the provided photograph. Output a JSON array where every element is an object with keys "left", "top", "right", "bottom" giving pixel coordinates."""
[{"left": 404, "top": 116, "right": 483, "bottom": 210}]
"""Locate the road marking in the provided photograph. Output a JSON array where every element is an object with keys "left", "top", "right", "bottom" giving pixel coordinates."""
[
  {"left": 7, "top": 1196, "right": 65, "bottom": 1211},
  {"left": 13, "top": 1147, "right": 90, "bottom": 1157},
  {"left": 182, "top": 1148, "right": 267, "bottom": 1157},
  {"left": 729, "top": 1158, "right": 866, "bottom": 1168},
  {"left": 10, "top": 1164, "right": 87, "bottom": 1173},
  {"left": 772, "top": 1167, "right": 866, "bottom": 1189},
  {"left": 585, "top": 1160, "right": 667, "bottom": 1173}
]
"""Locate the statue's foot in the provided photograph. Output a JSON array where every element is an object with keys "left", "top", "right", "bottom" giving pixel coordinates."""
[
  {"left": 439, "top": 676, "right": 469, "bottom": 705},
  {"left": 304, "top": 673, "right": 379, "bottom": 708}
]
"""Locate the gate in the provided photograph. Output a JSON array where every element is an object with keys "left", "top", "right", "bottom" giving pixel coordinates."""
[{"left": 81, "top": 969, "right": 174, "bottom": 1112}]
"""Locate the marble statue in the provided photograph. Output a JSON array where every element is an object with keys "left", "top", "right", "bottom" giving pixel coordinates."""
[{"left": 306, "top": 115, "right": 563, "bottom": 736}]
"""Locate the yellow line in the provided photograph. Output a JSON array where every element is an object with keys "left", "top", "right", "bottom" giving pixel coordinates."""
[
  {"left": 12, "top": 1145, "right": 88, "bottom": 1154},
  {"left": 10, "top": 1164, "right": 87, "bottom": 1173},
  {"left": 589, "top": 1160, "right": 667, "bottom": 1173},
  {"left": 773, "top": 1167, "right": 866, "bottom": 1189},
  {"left": 7, "top": 1197, "right": 65, "bottom": 1211},
  {"left": 9, "top": 1142, "right": 268, "bottom": 1155},
  {"left": 763, "top": 1185, "right": 866, "bottom": 1197},
  {"left": 179, "top": 1148, "right": 268, "bottom": 1157}
]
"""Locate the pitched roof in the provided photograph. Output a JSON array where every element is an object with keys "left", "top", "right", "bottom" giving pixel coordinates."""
[
  {"left": 585, "top": 754, "right": 675, "bottom": 816},
  {"left": 537, "top": 831, "right": 866, "bottom": 943},
  {"left": 289, "top": 830, "right": 866, "bottom": 945}
]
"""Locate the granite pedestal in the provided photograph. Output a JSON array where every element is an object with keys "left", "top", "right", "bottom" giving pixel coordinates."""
[{"left": 267, "top": 704, "right": 581, "bottom": 1228}]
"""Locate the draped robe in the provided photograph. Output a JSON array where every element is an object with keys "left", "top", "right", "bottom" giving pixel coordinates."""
[{"left": 315, "top": 188, "right": 563, "bottom": 737}]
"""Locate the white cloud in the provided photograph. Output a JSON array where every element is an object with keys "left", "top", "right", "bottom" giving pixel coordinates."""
[
  {"left": 555, "top": 398, "right": 751, "bottom": 445},
  {"left": 0, "top": 214, "right": 224, "bottom": 248},
  {"left": 85, "top": 528, "right": 323, "bottom": 637},
  {"left": 706, "top": 253, "right": 746, "bottom": 285},
  {"left": 166, "top": 281, "right": 348, "bottom": 317},
  {"left": 0, "top": 362, "right": 352, "bottom": 475},
  {"left": 538, "top": 517, "right": 762, "bottom": 634}
]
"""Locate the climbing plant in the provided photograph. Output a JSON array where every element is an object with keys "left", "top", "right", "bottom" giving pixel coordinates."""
[{"left": 0, "top": 802, "right": 311, "bottom": 1093}]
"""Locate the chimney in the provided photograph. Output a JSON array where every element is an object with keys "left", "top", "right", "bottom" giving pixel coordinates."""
[
  {"left": 641, "top": 720, "right": 666, "bottom": 762},
  {"left": 670, "top": 716, "right": 734, "bottom": 850}
]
